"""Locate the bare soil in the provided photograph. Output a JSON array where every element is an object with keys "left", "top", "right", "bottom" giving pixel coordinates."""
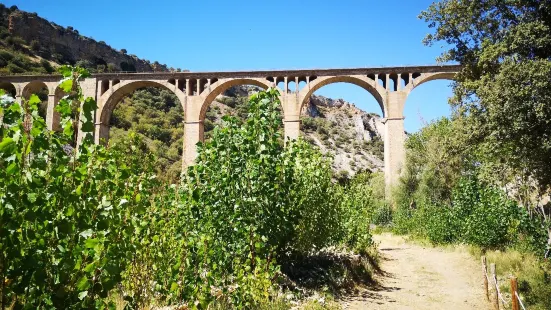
[{"left": 340, "top": 233, "right": 490, "bottom": 309}]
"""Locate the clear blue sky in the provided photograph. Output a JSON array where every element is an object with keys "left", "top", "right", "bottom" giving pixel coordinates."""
[{"left": 6, "top": 0, "right": 454, "bottom": 132}]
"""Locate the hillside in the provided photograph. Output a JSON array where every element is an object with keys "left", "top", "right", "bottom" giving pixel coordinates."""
[
  {"left": 0, "top": 5, "right": 384, "bottom": 180},
  {"left": 0, "top": 4, "right": 174, "bottom": 73}
]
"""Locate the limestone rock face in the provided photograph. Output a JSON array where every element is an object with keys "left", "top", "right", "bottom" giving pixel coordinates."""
[
  {"left": 300, "top": 97, "right": 385, "bottom": 175},
  {"left": 213, "top": 85, "right": 385, "bottom": 176},
  {"left": 8, "top": 11, "right": 166, "bottom": 72}
]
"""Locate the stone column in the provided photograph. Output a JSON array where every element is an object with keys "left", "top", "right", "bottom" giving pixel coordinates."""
[
  {"left": 94, "top": 122, "right": 110, "bottom": 145},
  {"left": 283, "top": 115, "right": 300, "bottom": 141},
  {"left": 383, "top": 117, "right": 406, "bottom": 191},
  {"left": 281, "top": 93, "right": 301, "bottom": 141},
  {"left": 45, "top": 94, "right": 60, "bottom": 131},
  {"left": 382, "top": 91, "right": 408, "bottom": 196},
  {"left": 76, "top": 78, "right": 98, "bottom": 146},
  {"left": 182, "top": 120, "right": 204, "bottom": 168}
]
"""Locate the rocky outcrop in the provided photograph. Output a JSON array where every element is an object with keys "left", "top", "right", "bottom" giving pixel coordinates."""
[
  {"left": 216, "top": 85, "right": 385, "bottom": 176},
  {"left": 7, "top": 10, "right": 168, "bottom": 72}
]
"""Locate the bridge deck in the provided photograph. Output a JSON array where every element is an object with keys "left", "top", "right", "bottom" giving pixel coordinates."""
[{"left": 0, "top": 64, "right": 461, "bottom": 82}]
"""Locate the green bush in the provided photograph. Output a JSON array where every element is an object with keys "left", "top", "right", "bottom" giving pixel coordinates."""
[
  {"left": 372, "top": 204, "right": 393, "bottom": 225},
  {"left": 336, "top": 172, "right": 374, "bottom": 253},
  {"left": 0, "top": 67, "right": 375, "bottom": 309}
]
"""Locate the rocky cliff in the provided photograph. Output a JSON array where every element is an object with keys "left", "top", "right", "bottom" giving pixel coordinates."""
[{"left": 0, "top": 6, "right": 170, "bottom": 73}]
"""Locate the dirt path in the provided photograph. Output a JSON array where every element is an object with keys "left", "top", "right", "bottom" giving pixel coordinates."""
[{"left": 341, "top": 233, "right": 489, "bottom": 309}]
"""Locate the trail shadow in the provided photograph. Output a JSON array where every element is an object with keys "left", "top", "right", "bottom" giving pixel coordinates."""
[
  {"left": 380, "top": 247, "right": 404, "bottom": 251},
  {"left": 279, "top": 251, "right": 378, "bottom": 297}
]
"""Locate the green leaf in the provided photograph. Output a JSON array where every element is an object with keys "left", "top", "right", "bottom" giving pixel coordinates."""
[
  {"left": 84, "top": 263, "right": 95, "bottom": 273},
  {"left": 6, "top": 162, "right": 18, "bottom": 175},
  {"left": 0, "top": 138, "right": 15, "bottom": 154},
  {"left": 27, "top": 192, "right": 37, "bottom": 203},
  {"left": 78, "top": 291, "right": 88, "bottom": 300},
  {"left": 170, "top": 282, "right": 179, "bottom": 292},
  {"left": 55, "top": 99, "right": 72, "bottom": 115},
  {"left": 85, "top": 238, "right": 100, "bottom": 249},
  {"left": 28, "top": 94, "right": 41, "bottom": 106},
  {"left": 59, "top": 78, "right": 73, "bottom": 93},
  {"left": 58, "top": 65, "right": 72, "bottom": 77},
  {"left": 76, "top": 276, "right": 90, "bottom": 290}
]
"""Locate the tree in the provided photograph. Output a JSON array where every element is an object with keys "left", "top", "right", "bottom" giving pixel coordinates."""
[
  {"left": 120, "top": 48, "right": 127, "bottom": 54},
  {"left": 107, "top": 63, "right": 117, "bottom": 72},
  {"left": 421, "top": 0, "right": 551, "bottom": 195},
  {"left": 420, "top": 0, "right": 551, "bottom": 256}
]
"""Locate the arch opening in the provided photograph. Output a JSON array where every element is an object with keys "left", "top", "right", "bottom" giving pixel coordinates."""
[
  {"left": 389, "top": 73, "right": 398, "bottom": 92},
  {"left": 401, "top": 73, "right": 410, "bottom": 87},
  {"left": 287, "top": 80, "right": 297, "bottom": 93},
  {"left": 105, "top": 82, "right": 184, "bottom": 182},
  {"left": 300, "top": 80, "right": 385, "bottom": 177},
  {"left": 100, "top": 80, "right": 109, "bottom": 95},
  {"left": 22, "top": 81, "right": 49, "bottom": 119},
  {"left": 404, "top": 77, "right": 454, "bottom": 134},
  {"left": 202, "top": 79, "right": 283, "bottom": 141},
  {"left": 377, "top": 74, "right": 386, "bottom": 89},
  {"left": 0, "top": 82, "right": 16, "bottom": 97},
  {"left": 298, "top": 80, "right": 307, "bottom": 91},
  {"left": 276, "top": 80, "right": 285, "bottom": 92}
]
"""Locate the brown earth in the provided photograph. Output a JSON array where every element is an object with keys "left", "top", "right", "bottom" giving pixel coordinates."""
[{"left": 340, "top": 233, "right": 490, "bottom": 310}]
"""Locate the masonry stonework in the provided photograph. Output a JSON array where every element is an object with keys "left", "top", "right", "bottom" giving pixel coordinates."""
[{"left": 0, "top": 65, "right": 460, "bottom": 194}]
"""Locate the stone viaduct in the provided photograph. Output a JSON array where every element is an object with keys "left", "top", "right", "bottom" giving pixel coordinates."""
[{"left": 0, "top": 65, "right": 460, "bottom": 189}]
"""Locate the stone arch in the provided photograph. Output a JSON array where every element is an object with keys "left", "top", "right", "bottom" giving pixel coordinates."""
[
  {"left": 399, "top": 71, "right": 456, "bottom": 133},
  {"left": 298, "top": 75, "right": 386, "bottom": 117},
  {"left": 405, "top": 72, "right": 456, "bottom": 93},
  {"left": 22, "top": 81, "right": 50, "bottom": 120},
  {"left": 22, "top": 81, "right": 49, "bottom": 99},
  {"left": 96, "top": 79, "right": 186, "bottom": 144},
  {"left": 198, "top": 78, "right": 279, "bottom": 121},
  {"left": 46, "top": 86, "right": 69, "bottom": 131},
  {"left": 0, "top": 82, "right": 16, "bottom": 97}
]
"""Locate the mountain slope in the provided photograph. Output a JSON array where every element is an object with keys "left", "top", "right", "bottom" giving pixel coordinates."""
[{"left": 0, "top": 5, "right": 173, "bottom": 74}]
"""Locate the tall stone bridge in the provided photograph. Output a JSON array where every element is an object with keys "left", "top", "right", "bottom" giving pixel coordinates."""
[{"left": 0, "top": 65, "right": 460, "bottom": 189}]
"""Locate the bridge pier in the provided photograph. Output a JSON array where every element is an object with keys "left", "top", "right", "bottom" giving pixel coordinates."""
[
  {"left": 382, "top": 91, "right": 408, "bottom": 196},
  {"left": 283, "top": 116, "right": 300, "bottom": 141},
  {"left": 0, "top": 66, "right": 459, "bottom": 194},
  {"left": 183, "top": 120, "right": 204, "bottom": 168}
]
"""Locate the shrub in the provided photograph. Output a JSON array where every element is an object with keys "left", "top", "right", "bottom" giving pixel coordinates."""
[
  {"left": 454, "top": 177, "right": 529, "bottom": 249},
  {"left": 336, "top": 172, "right": 375, "bottom": 253},
  {"left": 6, "top": 62, "right": 24, "bottom": 73},
  {"left": 40, "top": 59, "right": 54, "bottom": 73},
  {"left": 372, "top": 204, "right": 393, "bottom": 225},
  {"left": 30, "top": 39, "right": 40, "bottom": 51},
  {"left": 0, "top": 70, "right": 375, "bottom": 308}
]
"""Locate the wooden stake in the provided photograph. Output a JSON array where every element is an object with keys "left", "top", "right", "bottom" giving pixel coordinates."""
[
  {"left": 490, "top": 263, "right": 499, "bottom": 310},
  {"left": 511, "top": 277, "right": 519, "bottom": 310},
  {"left": 482, "top": 256, "right": 489, "bottom": 301}
]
